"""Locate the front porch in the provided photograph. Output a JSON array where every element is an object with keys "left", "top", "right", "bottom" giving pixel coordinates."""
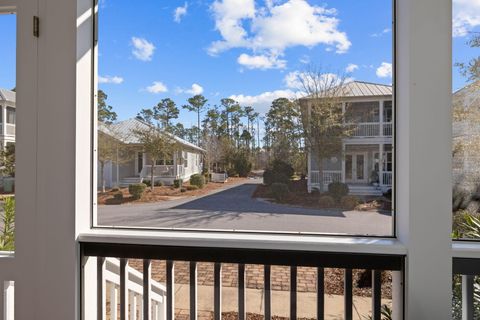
[{"left": 308, "top": 143, "right": 393, "bottom": 195}]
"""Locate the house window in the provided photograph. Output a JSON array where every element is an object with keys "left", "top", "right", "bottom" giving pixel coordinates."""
[
  {"left": 383, "top": 101, "right": 393, "bottom": 122},
  {"left": 6, "top": 107, "right": 15, "bottom": 124}
]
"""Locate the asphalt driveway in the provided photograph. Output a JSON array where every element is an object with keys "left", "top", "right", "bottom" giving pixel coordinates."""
[{"left": 97, "top": 180, "right": 392, "bottom": 235}]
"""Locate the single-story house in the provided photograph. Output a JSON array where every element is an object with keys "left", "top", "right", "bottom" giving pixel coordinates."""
[
  {"left": 301, "top": 81, "right": 393, "bottom": 196},
  {"left": 98, "top": 118, "right": 205, "bottom": 189}
]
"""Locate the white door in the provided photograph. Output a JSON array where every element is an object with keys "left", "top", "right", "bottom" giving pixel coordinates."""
[{"left": 345, "top": 152, "right": 368, "bottom": 183}]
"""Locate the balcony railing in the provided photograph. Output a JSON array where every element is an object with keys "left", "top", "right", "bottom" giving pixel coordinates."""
[
  {"left": 82, "top": 242, "right": 404, "bottom": 320},
  {"left": 140, "top": 165, "right": 183, "bottom": 179},
  {"left": 345, "top": 122, "right": 393, "bottom": 138}
]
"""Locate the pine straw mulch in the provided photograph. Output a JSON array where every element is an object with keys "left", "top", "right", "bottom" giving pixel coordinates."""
[
  {"left": 97, "top": 177, "right": 248, "bottom": 205},
  {"left": 253, "top": 180, "right": 391, "bottom": 211}
]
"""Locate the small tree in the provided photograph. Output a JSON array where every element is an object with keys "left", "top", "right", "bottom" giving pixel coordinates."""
[
  {"left": 0, "top": 143, "right": 15, "bottom": 177},
  {"left": 298, "top": 68, "right": 351, "bottom": 192},
  {"left": 133, "top": 125, "right": 178, "bottom": 191},
  {"left": 98, "top": 130, "right": 133, "bottom": 192}
]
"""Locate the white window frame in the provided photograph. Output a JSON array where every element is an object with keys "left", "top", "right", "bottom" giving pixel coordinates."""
[{"left": 0, "top": 0, "right": 460, "bottom": 319}]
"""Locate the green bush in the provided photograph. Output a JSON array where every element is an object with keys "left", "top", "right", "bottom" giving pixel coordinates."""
[
  {"left": 340, "top": 195, "right": 360, "bottom": 210},
  {"left": 111, "top": 187, "right": 120, "bottom": 192},
  {"left": 154, "top": 180, "right": 163, "bottom": 187},
  {"left": 270, "top": 183, "right": 289, "bottom": 201},
  {"left": 113, "top": 192, "right": 123, "bottom": 201},
  {"left": 263, "top": 160, "right": 294, "bottom": 185},
  {"left": 143, "top": 180, "right": 151, "bottom": 187},
  {"left": 186, "top": 185, "right": 199, "bottom": 191},
  {"left": 128, "top": 183, "right": 147, "bottom": 200},
  {"left": 0, "top": 197, "right": 15, "bottom": 251},
  {"left": 190, "top": 174, "right": 205, "bottom": 188},
  {"left": 204, "top": 173, "right": 210, "bottom": 184},
  {"left": 233, "top": 154, "right": 252, "bottom": 177},
  {"left": 173, "top": 179, "right": 183, "bottom": 188},
  {"left": 328, "top": 182, "right": 349, "bottom": 201},
  {"left": 180, "top": 188, "right": 187, "bottom": 193},
  {"left": 318, "top": 195, "right": 335, "bottom": 208},
  {"left": 226, "top": 167, "right": 238, "bottom": 177}
]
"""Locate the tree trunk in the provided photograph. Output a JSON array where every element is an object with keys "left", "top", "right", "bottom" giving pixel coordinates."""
[
  {"left": 150, "top": 159, "right": 155, "bottom": 191},
  {"left": 100, "top": 161, "right": 106, "bottom": 193}
]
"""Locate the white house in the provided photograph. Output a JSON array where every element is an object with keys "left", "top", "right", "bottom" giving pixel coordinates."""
[
  {"left": 0, "top": 88, "right": 16, "bottom": 147},
  {"left": 303, "top": 81, "right": 393, "bottom": 196},
  {"left": 98, "top": 118, "right": 205, "bottom": 188}
]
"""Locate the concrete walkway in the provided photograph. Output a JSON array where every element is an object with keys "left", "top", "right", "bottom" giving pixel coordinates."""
[{"left": 98, "top": 179, "right": 392, "bottom": 235}]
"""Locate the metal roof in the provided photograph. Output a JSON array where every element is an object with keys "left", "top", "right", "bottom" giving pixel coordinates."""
[
  {"left": 338, "top": 81, "right": 392, "bottom": 97},
  {"left": 0, "top": 88, "right": 16, "bottom": 103},
  {"left": 99, "top": 118, "right": 205, "bottom": 152}
]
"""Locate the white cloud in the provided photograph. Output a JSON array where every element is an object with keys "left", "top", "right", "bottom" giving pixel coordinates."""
[
  {"left": 99, "top": 75, "right": 124, "bottom": 84},
  {"left": 345, "top": 63, "right": 359, "bottom": 73},
  {"left": 229, "top": 89, "right": 299, "bottom": 113},
  {"left": 177, "top": 83, "right": 204, "bottom": 95},
  {"left": 209, "top": 0, "right": 351, "bottom": 66},
  {"left": 237, "top": 53, "right": 286, "bottom": 70},
  {"left": 131, "top": 37, "right": 155, "bottom": 61},
  {"left": 174, "top": 3, "right": 188, "bottom": 23},
  {"left": 299, "top": 55, "right": 310, "bottom": 64},
  {"left": 370, "top": 28, "right": 391, "bottom": 37},
  {"left": 376, "top": 62, "right": 392, "bottom": 78},
  {"left": 453, "top": 0, "right": 480, "bottom": 37},
  {"left": 146, "top": 81, "right": 168, "bottom": 94}
]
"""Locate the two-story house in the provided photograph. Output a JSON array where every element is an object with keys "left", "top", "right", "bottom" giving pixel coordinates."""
[
  {"left": 303, "top": 81, "right": 393, "bottom": 196},
  {"left": 0, "top": 88, "right": 16, "bottom": 148}
]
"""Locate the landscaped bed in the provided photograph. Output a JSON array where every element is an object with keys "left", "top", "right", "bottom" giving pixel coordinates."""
[
  {"left": 253, "top": 179, "right": 392, "bottom": 211},
  {"left": 97, "top": 177, "right": 247, "bottom": 205}
]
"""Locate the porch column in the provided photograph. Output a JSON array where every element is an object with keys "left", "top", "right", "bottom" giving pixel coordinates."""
[
  {"left": 379, "top": 100, "right": 384, "bottom": 137},
  {"left": 379, "top": 143, "right": 384, "bottom": 186},
  {"left": 341, "top": 143, "right": 346, "bottom": 183},
  {"left": 173, "top": 152, "right": 178, "bottom": 178},
  {"left": 2, "top": 104, "right": 7, "bottom": 136}
]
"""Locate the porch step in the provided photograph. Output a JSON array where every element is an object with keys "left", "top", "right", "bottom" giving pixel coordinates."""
[{"left": 348, "top": 185, "right": 383, "bottom": 196}]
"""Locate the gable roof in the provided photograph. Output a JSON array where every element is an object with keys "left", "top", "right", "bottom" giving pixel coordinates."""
[
  {"left": 99, "top": 118, "right": 205, "bottom": 153},
  {"left": 453, "top": 80, "right": 480, "bottom": 110},
  {"left": 0, "top": 88, "right": 15, "bottom": 103},
  {"left": 338, "top": 81, "right": 392, "bottom": 97}
]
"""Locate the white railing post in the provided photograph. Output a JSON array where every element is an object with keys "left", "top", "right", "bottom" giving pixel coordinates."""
[{"left": 110, "top": 285, "right": 117, "bottom": 320}]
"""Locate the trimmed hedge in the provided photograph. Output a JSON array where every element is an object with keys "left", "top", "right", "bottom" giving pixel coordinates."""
[
  {"left": 340, "top": 195, "right": 360, "bottom": 210},
  {"left": 318, "top": 195, "right": 336, "bottom": 208},
  {"left": 173, "top": 179, "right": 183, "bottom": 189},
  {"left": 129, "top": 183, "right": 147, "bottom": 200},
  {"left": 190, "top": 174, "right": 205, "bottom": 188},
  {"left": 328, "top": 182, "right": 349, "bottom": 201},
  {"left": 270, "top": 183, "right": 289, "bottom": 201}
]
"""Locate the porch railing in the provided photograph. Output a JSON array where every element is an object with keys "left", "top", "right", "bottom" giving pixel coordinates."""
[
  {"left": 381, "top": 171, "right": 393, "bottom": 186},
  {"left": 345, "top": 122, "right": 393, "bottom": 138},
  {"left": 82, "top": 242, "right": 405, "bottom": 320},
  {"left": 322, "top": 170, "right": 342, "bottom": 189},
  {"left": 140, "top": 165, "right": 176, "bottom": 179},
  {"left": 102, "top": 257, "right": 167, "bottom": 320}
]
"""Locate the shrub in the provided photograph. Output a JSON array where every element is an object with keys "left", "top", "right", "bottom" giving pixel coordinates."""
[
  {"left": 263, "top": 160, "right": 294, "bottom": 185},
  {"left": 328, "top": 182, "right": 349, "bottom": 201},
  {"left": 0, "top": 197, "right": 15, "bottom": 251},
  {"left": 143, "top": 180, "right": 151, "bottom": 187},
  {"left": 340, "top": 195, "right": 360, "bottom": 210},
  {"left": 204, "top": 173, "right": 210, "bottom": 184},
  {"left": 186, "top": 185, "right": 199, "bottom": 191},
  {"left": 173, "top": 179, "right": 182, "bottom": 189},
  {"left": 318, "top": 195, "right": 335, "bottom": 208},
  {"left": 226, "top": 168, "right": 237, "bottom": 177},
  {"left": 111, "top": 187, "right": 119, "bottom": 192},
  {"left": 190, "top": 174, "right": 205, "bottom": 188},
  {"left": 270, "top": 183, "right": 289, "bottom": 201},
  {"left": 128, "top": 183, "right": 147, "bottom": 200},
  {"left": 271, "top": 160, "right": 294, "bottom": 178},
  {"left": 233, "top": 154, "right": 253, "bottom": 177},
  {"left": 113, "top": 192, "right": 123, "bottom": 201},
  {"left": 180, "top": 188, "right": 187, "bottom": 193},
  {"left": 154, "top": 180, "right": 163, "bottom": 187}
]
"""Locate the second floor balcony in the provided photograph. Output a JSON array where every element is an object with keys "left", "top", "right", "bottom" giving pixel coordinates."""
[{"left": 345, "top": 122, "right": 393, "bottom": 138}]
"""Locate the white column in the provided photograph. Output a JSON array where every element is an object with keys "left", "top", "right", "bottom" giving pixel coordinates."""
[
  {"left": 397, "top": 0, "right": 452, "bottom": 318},
  {"left": 379, "top": 100, "right": 384, "bottom": 137},
  {"left": 379, "top": 143, "right": 384, "bottom": 186},
  {"left": 2, "top": 104, "right": 6, "bottom": 136}
]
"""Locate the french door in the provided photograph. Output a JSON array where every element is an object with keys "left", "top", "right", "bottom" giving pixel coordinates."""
[{"left": 345, "top": 152, "right": 368, "bottom": 183}]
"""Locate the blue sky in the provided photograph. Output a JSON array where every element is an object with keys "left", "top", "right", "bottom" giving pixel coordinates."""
[{"left": 0, "top": 1, "right": 478, "bottom": 127}]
